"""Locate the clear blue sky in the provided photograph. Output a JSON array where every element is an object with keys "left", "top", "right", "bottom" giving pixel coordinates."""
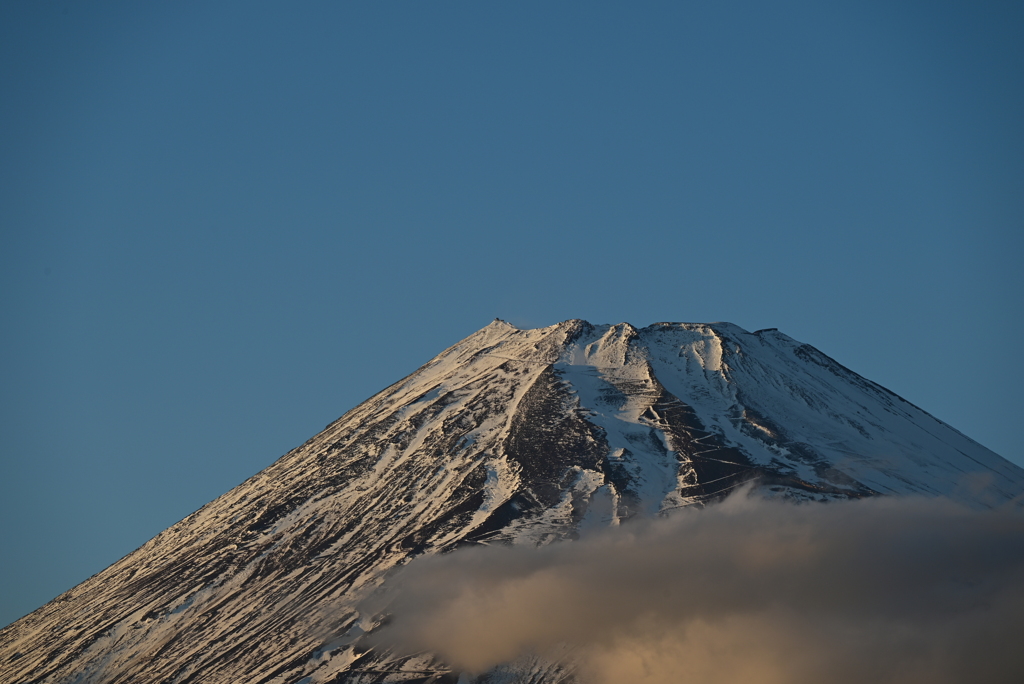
[{"left": 2, "top": 1, "right": 1021, "bottom": 628}]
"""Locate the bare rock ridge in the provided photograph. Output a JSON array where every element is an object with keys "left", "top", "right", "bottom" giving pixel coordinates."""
[{"left": 3, "top": 319, "right": 1023, "bottom": 684}]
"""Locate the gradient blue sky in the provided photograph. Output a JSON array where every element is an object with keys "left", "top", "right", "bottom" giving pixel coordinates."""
[{"left": 2, "top": 1, "right": 1021, "bottom": 628}]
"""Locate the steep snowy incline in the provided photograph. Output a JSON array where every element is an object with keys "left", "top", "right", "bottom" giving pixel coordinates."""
[
  {"left": 0, "top": 319, "right": 594, "bottom": 684},
  {"left": 635, "top": 322, "right": 1024, "bottom": 503},
  {"left": 2, "top": 318, "right": 1021, "bottom": 684}
]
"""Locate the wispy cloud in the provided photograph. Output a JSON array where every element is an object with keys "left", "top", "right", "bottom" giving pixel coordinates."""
[{"left": 364, "top": 490, "right": 1024, "bottom": 683}]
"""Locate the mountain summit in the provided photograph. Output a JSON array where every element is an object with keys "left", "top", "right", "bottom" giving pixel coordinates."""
[{"left": 3, "top": 319, "right": 1022, "bottom": 684}]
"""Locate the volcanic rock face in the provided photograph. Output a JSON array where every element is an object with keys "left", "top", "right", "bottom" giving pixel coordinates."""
[{"left": 3, "top": 319, "right": 1022, "bottom": 684}]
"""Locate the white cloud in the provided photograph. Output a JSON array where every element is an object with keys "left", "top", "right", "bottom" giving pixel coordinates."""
[{"left": 365, "top": 490, "right": 1024, "bottom": 683}]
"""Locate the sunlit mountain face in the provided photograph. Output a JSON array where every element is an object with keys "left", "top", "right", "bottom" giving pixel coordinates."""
[{"left": 3, "top": 319, "right": 1021, "bottom": 684}]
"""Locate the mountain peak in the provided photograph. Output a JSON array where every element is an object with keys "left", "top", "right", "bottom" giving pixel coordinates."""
[{"left": 3, "top": 319, "right": 1022, "bottom": 684}]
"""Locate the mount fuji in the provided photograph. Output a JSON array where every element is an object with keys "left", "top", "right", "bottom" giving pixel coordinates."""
[{"left": 3, "top": 319, "right": 1022, "bottom": 684}]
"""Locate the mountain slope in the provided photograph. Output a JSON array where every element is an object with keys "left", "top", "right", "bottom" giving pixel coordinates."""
[{"left": 3, "top": 319, "right": 1022, "bottom": 684}]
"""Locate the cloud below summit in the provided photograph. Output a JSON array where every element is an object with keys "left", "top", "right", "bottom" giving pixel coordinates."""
[{"left": 366, "top": 491, "right": 1024, "bottom": 684}]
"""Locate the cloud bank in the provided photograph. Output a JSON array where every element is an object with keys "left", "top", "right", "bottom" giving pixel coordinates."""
[{"left": 364, "top": 491, "right": 1024, "bottom": 684}]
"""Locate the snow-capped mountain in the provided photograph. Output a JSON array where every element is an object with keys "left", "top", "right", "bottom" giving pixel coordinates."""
[{"left": 3, "top": 319, "right": 1022, "bottom": 684}]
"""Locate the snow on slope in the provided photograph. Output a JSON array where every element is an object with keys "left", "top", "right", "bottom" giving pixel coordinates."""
[
  {"left": 2, "top": 319, "right": 1021, "bottom": 684},
  {"left": 636, "top": 322, "right": 1023, "bottom": 502}
]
